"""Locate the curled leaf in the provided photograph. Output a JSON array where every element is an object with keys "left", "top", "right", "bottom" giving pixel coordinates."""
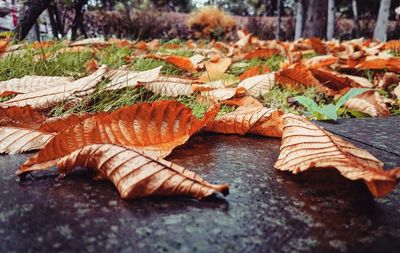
[
  {"left": 276, "top": 63, "right": 335, "bottom": 96},
  {"left": 56, "top": 144, "right": 229, "bottom": 200},
  {"left": 344, "top": 90, "right": 390, "bottom": 117},
  {"left": 206, "top": 105, "right": 283, "bottom": 137},
  {"left": 18, "top": 101, "right": 220, "bottom": 175},
  {"left": 275, "top": 114, "right": 400, "bottom": 197}
]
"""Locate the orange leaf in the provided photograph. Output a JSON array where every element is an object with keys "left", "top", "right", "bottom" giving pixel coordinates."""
[
  {"left": 356, "top": 56, "right": 400, "bottom": 72},
  {"left": 275, "top": 114, "right": 400, "bottom": 197},
  {"left": 148, "top": 55, "right": 196, "bottom": 72},
  {"left": 17, "top": 100, "right": 220, "bottom": 175},
  {"left": 206, "top": 105, "right": 283, "bottom": 137},
  {"left": 84, "top": 59, "right": 99, "bottom": 73},
  {"left": 307, "top": 37, "right": 326, "bottom": 55},
  {"left": 385, "top": 40, "right": 400, "bottom": 53},
  {"left": 38, "top": 113, "right": 93, "bottom": 133},
  {"left": 56, "top": 144, "right": 229, "bottom": 199},
  {"left": 303, "top": 55, "right": 338, "bottom": 68},
  {"left": 243, "top": 48, "right": 279, "bottom": 60},
  {"left": 0, "top": 106, "right": 47, "bottom": 129},
  {"left": 276, "top": 63, "right": 335, "bottom": 96},
  {"left": 221, "top": 96, "right": 263, "bottom": 108},
  {"left": 239, "top": 65, "right": 270, "bottom": 81}
]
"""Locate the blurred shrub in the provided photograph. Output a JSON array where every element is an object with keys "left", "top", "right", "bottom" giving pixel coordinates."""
[{"left": 187, "top": 7, "right": 236, "bottom": 40}]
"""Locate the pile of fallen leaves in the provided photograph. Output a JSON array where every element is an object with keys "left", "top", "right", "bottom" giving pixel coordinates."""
[{"left": 0, "top": 33, "right": 400, "bottom": 201}]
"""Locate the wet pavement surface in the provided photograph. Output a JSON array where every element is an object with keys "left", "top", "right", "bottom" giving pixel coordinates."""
[{"left": 0, "top": 117, "right": 400, "bottom": 253}]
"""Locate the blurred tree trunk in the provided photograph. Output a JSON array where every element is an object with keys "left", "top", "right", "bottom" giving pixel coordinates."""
[
  {"left": 294, "top": 0, "right": 306, "bottom": 40},
  {"left": 326, "top": 0, "right": 335, "bottom": 40},
  {"left": 374, "top": 0, "right": 391, "bottom": 41},
  {"left": 302, "top": 0, "right": 328, "bottom": 38},
  {"left": 47, "top": 4, "right": 59, "bottom": 39},
  {"left": 71, "top": 0, "right": 87, "bottom": 41},
  {"left": 13, "top": 0, "right": 52, "bottom": 41},
  {"left": 352, "top": 0, "right": 360, "bottom": 38},
  {"left": 276, "top": 0, "right": 281, "bottom": 39}
]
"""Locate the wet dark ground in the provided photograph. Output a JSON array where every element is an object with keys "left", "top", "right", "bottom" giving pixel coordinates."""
[{"left": 0, "top": 117, "right": 400, "bottom": 253}]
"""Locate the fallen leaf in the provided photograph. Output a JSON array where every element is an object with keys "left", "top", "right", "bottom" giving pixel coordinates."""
[
  {"left": 69, "top": 38, "right": 110, "bottom": 48},
  {"left": 55, "top": 144, "right": 229, "bottom": 200},
  {"left": 0, "top": 127, "right": 54, "bottom": 154},
  {"left": 276, "top": 63, "right": 335, "bottom": 96},
  {"left": 148, "top": 55, "right": 196, "bottom": 72},
  {"left": 356, "top": 56, "right": 400, "bottom": 72},
  {"left": 143, "top": 75, "right": 195, "bottom": 97},
  {"left": 239, "top": 65, "right": 270, "bottom": 81},
  {"left": 243, "top": 48, "right": 279, "bottom": 60},
  {"left": 17, "top": 100, "right": 220, "bottom": 175},
  {"left": 238, "top": 73, "right": 275, "bottom": 97},
  {"left": 38, "top": 113, "right": 93, "bottom": 133},
  {"left": 84, "top": 59, "right": 99, "bottom": 73},
  {"left": 0, "top": 76, "right": 74, "bottom": 97},
  {"left": 221, "top": 96, "right": 263, "bottom": 107},
  {"left": 345, "top": 90, "right": 390, "bottom": 117},
  {"left": 303, "top": 55, "right": 338, "bottom": 68},
  {"left": 275, "top": 114, "right": 400, "bottom": 197},
  {"left": 394, "top": 84, "right": 400, "bottom": 99},
  {"left": 1, "top": 66, "right": 108, "bottom": 109},
  {"left": 385, "top": 40, "right": 400, "bottom": 53},
  {"left": 106, "top": 66, "right": 161, "bottom": 91},
  {"left": 206, "top": 105, "right": 283, "bottom": 137},
  {"left": 201, "top": 88, "right": 237, "bottom": 101},
  {"left": 0, "top": 106, "right": 46, "bottom": 129},
  {"left": 200, "top": 57, "right": 232, "bottom": 81},
  {"left": 310, "top": 68, "right": 373, "bottom": 94},
  {"left": 375, "top": 72, "right": 400, "bottom": 88}
]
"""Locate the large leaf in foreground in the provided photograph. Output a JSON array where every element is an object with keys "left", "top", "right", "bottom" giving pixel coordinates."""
[
  {"left": 206, "top": 105, "right": 283, "bottom": 137},
  {"left": 0, "top": 127, "right": 54, "bottom": 154},
  {"left": 18, "top": 100, "right": 220, "bottom": 175},
  {"left": 56, "top": 144, "right": 229, "bottom": 200},
  {"left": 275, "top": 114, "right": 400, "bottom": 197}
]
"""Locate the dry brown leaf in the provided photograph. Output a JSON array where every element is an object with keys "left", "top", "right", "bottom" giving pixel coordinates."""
[
  {"left": 147, "top": 55, "right": 196, "bottom": 72},
  {"left": 303, "top": 55, "right": 338, "bottom": 68},
  {"left": 1, "top": 66, "right": 108, "bottom": 109},
  {"left": 239, "top": 65, "right": 270, "bottom": 81},
  {"left": 17, "top": 100, "right": 220, "bottom": 175},
  {"left": 55, "top": 144, "right": 229, "bottom": 199},
  {"left": 310, "top": 68, "right": 373, "bottom": 95},
  {"left": 38, "top": 113, "right": 93, "bottom": 133},
  {"left": 375, "top": 72, "right": 400, "bottom": 89},
  {"left": 0, "top": 76, "right": 74, "bottom": 97},
  {"left": 0, "top": 106, "right": 46, "bottom": 129},
  {"left": 221, "top": 96, "right": 263, "bottom": 108},
  {"left": 356, "top": 56, "right": 400, "bottom": 72},
  {"left": 238, "top": 73, "right": 275, "bottom": 97},
  {"left": 0, "top": 127, "right": 54, "bottom": 154},
  {"left": 206, "top": 105, "right": 283, "bottom": 137},
  {"left": 275, "top": 114, "right": 400, "bottom": 197},
  {"left": 69, "top": 38, "right": 110, "bottom": 48},
  {"left": 243, "top": 48, "right": 279, "bottom": 60},
  {"left": 143, "top": 75, "right": 195, "bottom": 97},
  {"left": 192, "top": 80, "right": 226, "bottom": 92},
  {"left": 200, "top": 88, "right": 237, "bottom": 101},
  {"left": 394, "top": 84, "right": 400, "bottom": 99},
  {"left": 84, "top": 59, "right": 99, "bottom": 73},
  {"left": 106, "top": 66, "right": 161, "bottom": 91},
  {"left": 385, "top": 40, "right": 400, "bottom": 53},
  {"left": 276, "top": 63, "right": 335, "bottom": 96},
  {"left": 345, "top": 90, "right": 390, "bottom": 117},
  {"left": 200, "top": 57, "right": 232, "bottom": 82}
]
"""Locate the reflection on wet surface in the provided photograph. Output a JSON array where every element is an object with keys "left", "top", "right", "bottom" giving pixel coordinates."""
[{"left": 0, "top": 133, "right": 399, "bottom": 253}]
